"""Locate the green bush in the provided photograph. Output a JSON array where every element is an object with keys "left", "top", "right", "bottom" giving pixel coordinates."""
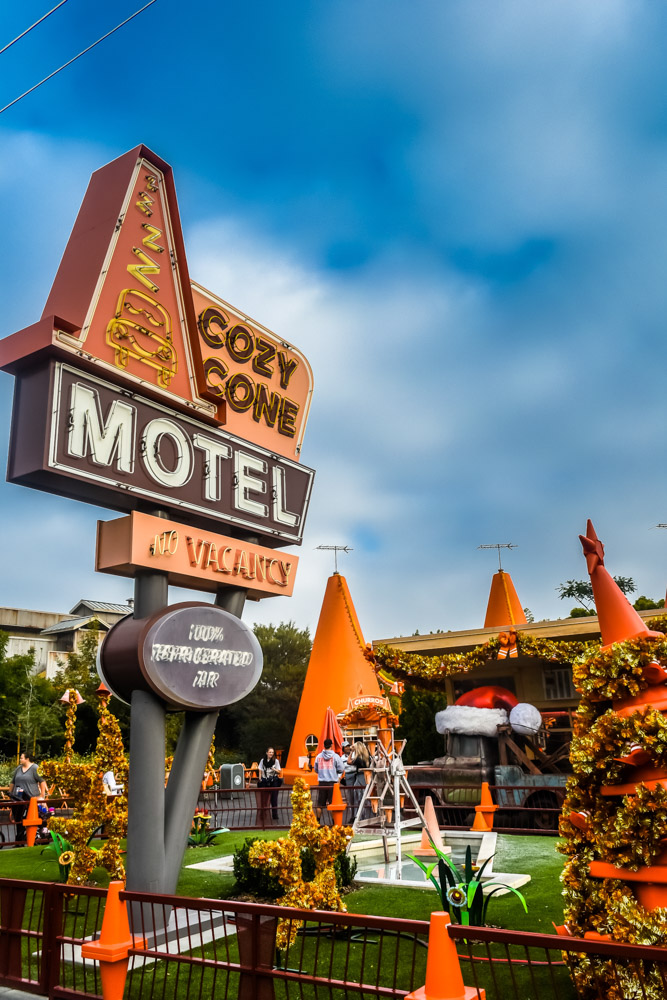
[
  {"left": 232, "top": 838, "right": 283, "bottom": 899},
  {"left": 0, "top": 758, "right": 17, "bottom": 786},
  {"left": 334, "top": 849, "right": 358, "bottom": 888},
  {"left": 232, "top": 837, "right": 358, "bottom": 898}
]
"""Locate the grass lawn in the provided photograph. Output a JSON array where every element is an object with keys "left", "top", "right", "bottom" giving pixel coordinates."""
[
  {"left": 0, "top": 831, "right": 566, "bottom": 933},
  {"left": 346, "top": 834, "right": 566, "bottom": 932}
]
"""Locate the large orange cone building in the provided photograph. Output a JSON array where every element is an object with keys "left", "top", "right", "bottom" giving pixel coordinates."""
[
  {"left": 285, "top": 574, "right": 383, "bottom": 779},
  {"left": 483, "top": 570, "right": 527, "bottom": 629}
]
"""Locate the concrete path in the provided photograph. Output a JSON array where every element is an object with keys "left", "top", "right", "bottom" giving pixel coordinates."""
[{"left": 0, "top": 990, "right": 43, "bottom": 1000}]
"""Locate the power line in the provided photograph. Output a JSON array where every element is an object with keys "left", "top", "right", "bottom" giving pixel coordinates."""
[
  {"left": 0, "top": 0, "right": 158, "bottom": 115},
  {"left": 0, "top": 0, "right": 68, "bottom": 56}
]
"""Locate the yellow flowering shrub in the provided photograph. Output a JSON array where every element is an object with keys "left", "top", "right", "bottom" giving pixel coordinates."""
[
  {"left": 248, "top": 778, "right": 351, "bottom": 948},
  {"left": 43, "top": 700, "right": 128, "bottom": 885}
]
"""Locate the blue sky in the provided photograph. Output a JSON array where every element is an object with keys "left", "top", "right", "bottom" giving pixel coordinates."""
[{"left": 2, "top": 1, "right": 667, "bottom": 640}]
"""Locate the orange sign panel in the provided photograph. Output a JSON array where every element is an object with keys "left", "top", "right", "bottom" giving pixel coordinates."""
[
  {"left": 192, "top": 284, "right": 313, "bottom": 460},
  {"left": 96, "top": 512, "right": 298, "bottom": 599}
]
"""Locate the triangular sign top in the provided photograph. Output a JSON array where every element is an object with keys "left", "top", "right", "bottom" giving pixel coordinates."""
[{"left": 42, "top": 145, "right": 222, "bottom": 422}]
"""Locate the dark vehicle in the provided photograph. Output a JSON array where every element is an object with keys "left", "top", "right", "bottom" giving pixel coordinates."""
[{"left": 407, "top": 725, "right": 567, "bottom": 830}]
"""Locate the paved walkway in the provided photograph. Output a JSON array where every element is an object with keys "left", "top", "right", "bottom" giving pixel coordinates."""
[{"left": 0, "top": 989, "right": 43, "bottom": 999}]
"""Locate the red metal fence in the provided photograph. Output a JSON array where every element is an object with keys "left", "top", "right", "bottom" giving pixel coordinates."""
[
  {"left": 2, "top": 877, "right": 667, "bottom": 999},
  {"left": 196, "top": 783, "right": 564, "bottom": 834},
  {"left": 0, "top": 784, "right": 562, "bottom": 846}
]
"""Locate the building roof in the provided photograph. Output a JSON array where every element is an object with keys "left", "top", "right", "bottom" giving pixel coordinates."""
[
  {"left": 40, "top": 615, "right": 111, "bottom": 635},
  {"left": 373, "top": 608, "right": 663, "bottom": 657},
  {"left": 69, "top": 600, "right": 133, "bottom": 615}
]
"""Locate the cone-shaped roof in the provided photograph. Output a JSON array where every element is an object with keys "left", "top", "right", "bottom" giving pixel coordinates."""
[
  {"left": 483, "top": 570, "right": 528, "bottom": 628},
  {"left": 286, "top": 574, "right": 383, "bottom": 773},
  {"left": 580, "top": 519, "right": 663, "bottom": 649}
]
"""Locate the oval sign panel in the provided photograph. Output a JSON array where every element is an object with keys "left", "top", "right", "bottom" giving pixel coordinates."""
[{"left": 100, "top": 602, "right": 263, "bottom": 711}]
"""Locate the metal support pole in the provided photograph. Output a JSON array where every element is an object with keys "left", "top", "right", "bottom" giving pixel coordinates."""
[
  {"left": 394, "top": 764, "right": 403, "bottom": 875},
  {"left": 126, "top": 689, "right": 166, "bottom": 893},
  {"left": 126, "top": 528, "right": 168, "bottom": 895},
  {"left": 160, "top": 584, "right": 249, "bottom": 894},
  {"left": 163, "top": 710, "right": 218, "bottom": 894}
]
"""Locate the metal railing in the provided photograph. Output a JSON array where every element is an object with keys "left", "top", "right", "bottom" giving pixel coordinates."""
[
  {"left": 450, "top": 923, "right": 667, "bottom": 1000},
  {"left": 0, "top": 799, "right": 77, "bottom": 849},
  {"left": 197, "top": 783, "right": 565, "bottom": 834},
  {"left": 2, "top": 877, "right": 667, "bottom": 999}
]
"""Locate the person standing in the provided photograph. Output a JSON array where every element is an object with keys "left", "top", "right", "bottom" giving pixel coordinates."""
[
  {"left": 343, "top": 741, "right": 371, "bottom": 823},
  {"left": 258, "top": 747, "right": 283, "bottom": 821},
  {"left": 313, "top": 738, "right": 345, "bottom": 823},
  {"left": 9, "top": 751, "right": 47, "bottom": 844}
]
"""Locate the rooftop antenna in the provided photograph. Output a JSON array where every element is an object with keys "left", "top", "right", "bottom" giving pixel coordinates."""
[
  {"left": 316, "top": 544, "right": 353, "bottom": 574},
  {"left": 477, "top": 542, "right": 517, "bottom": 571}
]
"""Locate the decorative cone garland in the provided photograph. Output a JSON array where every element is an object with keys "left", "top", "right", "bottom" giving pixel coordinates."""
[{"left": 560, "top": 522, "right": 667, "bottom": 997}]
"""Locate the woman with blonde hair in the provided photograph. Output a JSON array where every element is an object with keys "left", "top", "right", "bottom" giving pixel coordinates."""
[{"left": 343, "top": 740, "right": 371, "bottom": 822}]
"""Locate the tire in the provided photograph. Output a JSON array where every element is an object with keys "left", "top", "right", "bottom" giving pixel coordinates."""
[{"left": 524, "top": 790, "right": 562, "bottom": 831}]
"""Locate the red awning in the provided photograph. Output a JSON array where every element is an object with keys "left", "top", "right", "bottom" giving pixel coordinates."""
[{"left": 318, "top": 705, "right": 344, "bottom": 755}]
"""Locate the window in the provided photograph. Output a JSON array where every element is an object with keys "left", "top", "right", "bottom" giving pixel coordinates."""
[{"left": 543, "top": 667, "right": 576, "bottom": 701}]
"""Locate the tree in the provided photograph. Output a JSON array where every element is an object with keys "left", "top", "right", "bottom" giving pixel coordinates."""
[
  {"left": 557, "top": 577, "right": 636, "bottom": 616},
  {"left": 216, "top": 622, "right": 311, "bottom": 762},
  {"left": 0, "top": 631, "right": 62, "bottom": 759},
  {"left": 633, "top": 595, "right": 665, "bottom": 611},
  {"left": 397, "top": 686, "right": 448, "bottom": 765}
]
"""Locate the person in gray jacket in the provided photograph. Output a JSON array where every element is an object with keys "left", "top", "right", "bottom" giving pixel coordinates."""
[{"left": 313, "top": 739, "right": 345, "bottom": 822}]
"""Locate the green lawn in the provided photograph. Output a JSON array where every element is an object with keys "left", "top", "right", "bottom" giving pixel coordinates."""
[{"left": 0, "top": 831, "right": 566, "bottom": 932}]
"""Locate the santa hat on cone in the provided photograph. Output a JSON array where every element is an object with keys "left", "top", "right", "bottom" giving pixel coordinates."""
[{"left": 580, "top": 519, "right": 663, "bottom": 649}]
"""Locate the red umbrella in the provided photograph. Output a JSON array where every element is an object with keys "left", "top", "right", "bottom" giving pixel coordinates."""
[{"left": 318, "top": 706, "right": 345, "bottom": 755}]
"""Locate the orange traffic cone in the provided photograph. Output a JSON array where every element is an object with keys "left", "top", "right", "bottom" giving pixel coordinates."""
[
  {"left": 413, "top": 796, "right": 447, "bottom": 856},
  {"left": 23, "top": 797, "right": 41, "bottom": 846},
  {"left": 406, "top": 911, "right": 484, "bottom": 1000},
  {"left": 81, "top": 882, "right": 145, "bottom": 1000},
  {"left": 327, "top": 782, "right": 346, "bottom": 826},
  {"left": 471, "top": 782, "right": 497, "bottom": 832}
]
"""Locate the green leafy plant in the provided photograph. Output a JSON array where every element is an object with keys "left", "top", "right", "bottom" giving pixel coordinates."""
[
  {"left": 407, "top": 842, "right": 528, "bottom": 926},
  {"left": 188, "top": 812, "right": 228, "bottom": 848},
  {"left": 41, "top": 831, "right": 75, "bottom": 882}
]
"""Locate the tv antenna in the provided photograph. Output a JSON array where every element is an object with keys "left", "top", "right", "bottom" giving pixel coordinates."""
[
  {"left": 316, "top": 544, "right": 353, "bottom": 574},
  {"left": 478, "top": 542, "right": 517, "bottom": 571}
]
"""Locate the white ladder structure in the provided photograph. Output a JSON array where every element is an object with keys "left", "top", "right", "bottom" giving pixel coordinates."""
[{"left": 352, "top": 733, "right": 429, "bottom": 876}]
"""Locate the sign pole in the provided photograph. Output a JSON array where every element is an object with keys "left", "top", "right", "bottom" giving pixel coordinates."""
[
  {"left": 161, "top": 583, "right": 248, "bottom": 894},
  {"left": 126, "top": 516, "right": 169, "bottom": 896}
]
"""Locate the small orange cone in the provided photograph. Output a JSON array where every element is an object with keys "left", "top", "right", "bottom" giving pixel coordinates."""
[
  {"left": 327, "top": 781, "right": 346, "bottom": 826},
  {"left": 23, "top": 797, "right": 41, "bottom": 846},
  {"left": 406, "top": 911, "right": 484, "bottom": 1000},
  {"left": 470, "top": 782, "right": 497, "bottom": 833},
  {"left": 413, "top": 796, "right": 446, "bottom": 856},
  {"left": 81, "top": 881, "right": 145, "bottom": 1000}
]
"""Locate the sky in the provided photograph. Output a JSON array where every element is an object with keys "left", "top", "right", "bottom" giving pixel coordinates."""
[{"left": 2, "top": 1, "right": 667, "bottom": 641}]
